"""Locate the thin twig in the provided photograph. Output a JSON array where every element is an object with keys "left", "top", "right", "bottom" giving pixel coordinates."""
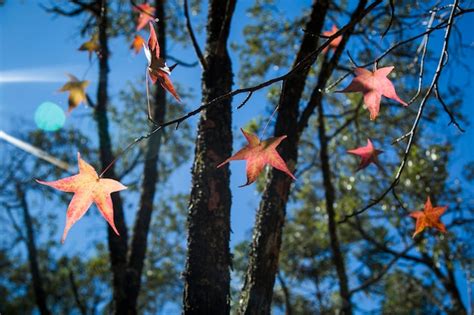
[
  {"left": 380, "top": 0, "right": 395, "bottom": 38},
  {"left": 237, "top": 91, "right": 253, "bottom": 109},
  {"left": 434, "top": 83, "right": 465, "bottom": 132},
  {"left": 166, "top": 55, "right": 199, "bottom": 68}
]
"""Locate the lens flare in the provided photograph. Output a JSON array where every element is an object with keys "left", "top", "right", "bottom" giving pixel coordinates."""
[{"left": 34, "top": 101, "right": 65, "bottom": 131}]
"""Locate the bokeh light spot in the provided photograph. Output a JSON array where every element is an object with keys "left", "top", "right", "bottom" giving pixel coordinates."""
[{"left": 34, "top": 101, "right": 65, "bottom": 131}]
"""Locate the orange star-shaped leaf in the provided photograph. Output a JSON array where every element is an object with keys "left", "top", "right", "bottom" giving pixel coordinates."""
[
  {"left": 144, "top": 22, "right": 181, "bottom": 102},
  {"left": 58, "top": 74, "right": 90, "bottom": 113},
  {"left": 130, "top": 34, "right": 145, "bottom": 54},
  {"left": 36, "top": 153, "right": 127, "bottom": 243},
  {"left": 338, "top": 66, "right": 407, "bottom": 120},
  {"left": 322, "top": 25, "right": 342, "bottom": 53},
  {"left": 217, "top": 129, "right": 296, "bottom": 187},
  {"left": 347, "top": 139, "right": 383, "bottom": 171},
  {"left": 410, "top": 196, "right": 447, "bottom": 238},
  {"left": 134, "top": 3, "right": 155, "bottom": 31},
  {"left": 78, "top": 34, "right": 100, "bottom": 61}
]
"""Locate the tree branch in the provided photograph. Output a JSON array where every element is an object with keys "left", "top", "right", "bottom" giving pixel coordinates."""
[{"left": 183, "top": 0, "right": 207, "bottom": 69}]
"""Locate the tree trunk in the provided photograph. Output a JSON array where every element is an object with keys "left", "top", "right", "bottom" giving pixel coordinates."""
[
  {"left": 316, "top": 101, "right": 352, "bottom": 314},
  {"left": 93, "top": 1, "right": 129, "bottom": 313},
  {"left": 17, "top": 185, "right": 51, "bottom": 315},
  {"left": 238, "top": 1, "right": 329, "bottom": 314},
  {"left": 305, "top": 2, "right": 369, "bottom": 313},
  {"left": 183, "top": 0, "right": 236, "bottom": 313},
  {"left": 125, "top": 0, "right": 168, "bottom": 313}
]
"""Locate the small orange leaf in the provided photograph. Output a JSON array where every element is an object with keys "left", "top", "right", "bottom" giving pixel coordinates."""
[
  {"left": 130, "top": 34, "right": 145, "bottom": 54},
  {"left": 338, "top": 66, "right": 407, "bottom": 120},
  {"left": 217, "top": 129, "right": 296, "bottom": 187},
  {"left": 410, "top": 196, "right": 447, "bottom": 238},
  {"left": 58, "top": 74, "right": 90, "bottom": 112},
  {"left": 36, "top": 153, "right": 127, "bottom": 243}
]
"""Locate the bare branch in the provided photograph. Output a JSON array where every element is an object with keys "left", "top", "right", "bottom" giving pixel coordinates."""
[{"left": 183, "top": 0, "right": 207, "bottom": 69}]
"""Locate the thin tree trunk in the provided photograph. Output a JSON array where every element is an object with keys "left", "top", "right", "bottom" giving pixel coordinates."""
[
  {"left": 93, "top": 1, "right": 129, "bottom": 313},
  {"left": 316, "top": 101, "right": 352, "bottom": 314},
  {"left": 277, "top": 271, "right": 292, "bottom": 315},
  {"left": 17, "top": 185, "right": 51, "bottom": 315},
  {"left": 306, "top": 2, "right": 369, "bottom": 313},
  {"left": 68, "top": 267, "right": 87, "bottom": 315},
  {"left": 183, "top": 0, "right": 236, "bottom": 313},
  {"left": 125, "top": 0, "right": 168, "bottom": 313},
  {"left": 238, "top": 2, "right": 329, "bottom": 314}
]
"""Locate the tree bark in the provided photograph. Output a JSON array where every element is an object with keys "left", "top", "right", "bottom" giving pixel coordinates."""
[
  {"left": 125, "top": 0, "right": 168, "bottom": 313},
  {"left": 17, "top": 185, "right": 51, "bottom": 315},
  {"left": 238, "top": 1, "right": 329, "bottom": 314},
  {"left": 93, "top": 1, "right": 129, "bottom": 313},
  {"left": 183, "top": 0, "right": 236, "bottom": 313}
]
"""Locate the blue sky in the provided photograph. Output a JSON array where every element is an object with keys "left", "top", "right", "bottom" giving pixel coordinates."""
[{"left": 1, "top": 0, "right": 473, "bottom": 312}]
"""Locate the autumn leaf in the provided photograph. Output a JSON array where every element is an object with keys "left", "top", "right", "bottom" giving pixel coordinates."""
[
  {"left": 130, "top": 34, "right": 145, "bottom": 54},
  {"left": 36, "top": 153, "right": 127, "bottom": 243},
  {"left": 144, "top": 22, "right": 181, "bottom": 102},
  {"left": 322, "top": 25, "right": 342, "bottom": 53},
  {"left": 78, "top": 34, "right": 99, "bottom": 61},
  {"left": 58, "top": 74, "right": 90, "bottom": 113},
  {"left": 347, "top": 138, "right": 383, "bottom": 171},
  {"left": 217, "top": 128, "right": 296, "bottom": 187},
  {"left": 410, "top": 196, "right": 447, "bottom": 238},
  {"left": 338, "top": 66, "right": 407, "bottom": 120},
  {"left": 134, "top": 3, "right": 155, "bottom": 31}
]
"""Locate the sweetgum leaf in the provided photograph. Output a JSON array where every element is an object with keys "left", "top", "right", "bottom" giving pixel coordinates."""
[
  {"left": 217, "top": 128, "right": 296, "bottom": 187},
  {"left": 36, "top": 153, "right": 127, "bottom": 243},
  {"left": 410, "top": 196, "right": 447, "bottom": 238},
  {"left": 338, "top": 66, "right": 407, "bottom": 120},
  {"left": 347, "top": 138, "right": 383, "bottom": 171}
]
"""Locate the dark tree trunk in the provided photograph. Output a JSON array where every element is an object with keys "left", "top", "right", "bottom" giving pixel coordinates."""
[
  {"left": 238, "top": 1, "right": 329, "bottom": 314},
  {"left": 17, "top": 185, "right": 51, "bottom": 315},
  {"left": 183, "top": 0, "right": 236, "bottom": 313},
  {"left": 93, "top": 1, "right": 129, "bottom": 313},
  {"left": 316, "top": 101, "right": 352, "bottom": 314},
  {"left": 125, "top": 0, "right": 168, "bottom": 313}
]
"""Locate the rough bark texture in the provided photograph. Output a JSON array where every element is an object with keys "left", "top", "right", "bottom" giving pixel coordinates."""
[
  {"left": 183, "top": 0, "right": 236, "bottom": 313},
  {"left": 93, "top": 1, "right": 129, "bottom": 313},
  {"left": 238, "top": 1, "right": 329, "bottom": 314},
  {"left": 125, "top": 1, "right": 167, "bottom": 313},
  {"left": 17, "top": 185, "right": 51, "bottom": 315}
]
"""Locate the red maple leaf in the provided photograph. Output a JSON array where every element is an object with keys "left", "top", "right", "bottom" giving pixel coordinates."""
[
  {"left": 36, "top": 153, "right": 127, "bottom": 243},
  {"left": 144, "top": 23, "right": 181, "bottom": 102},
  {"left": 134, "top": 3, "right": 155, "bottom": 31},
  {"left": 338, "top": 66, "right": 407, "bottom": 120},
  {"left": 410, "top": 196, "right": 447, "bottom": 238},
  {"left": 347, "top": 139, "right": 383, "bottom": 171},
  {"left": 322, "top": 25, "right": 342, "bottom": 53},
  {"left": 217, "top": 129, "right": 296, "bottom": 187},
  {"left": 130, "top": 34, "right": 145, "bottom": 54}
]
